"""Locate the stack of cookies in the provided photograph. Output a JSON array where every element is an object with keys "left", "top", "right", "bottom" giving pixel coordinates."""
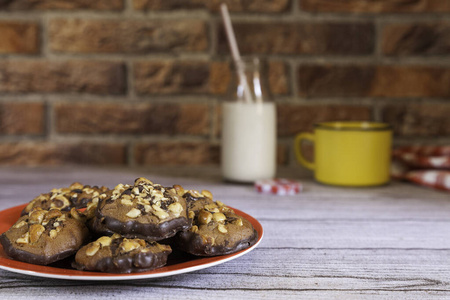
[{"left": 0, "top": 177, "right": 258, "bottom": 273}]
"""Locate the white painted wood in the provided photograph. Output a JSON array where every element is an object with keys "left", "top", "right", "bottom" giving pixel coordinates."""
[{"left": 0, "top": 166, "right": 449, "bottom": 299}]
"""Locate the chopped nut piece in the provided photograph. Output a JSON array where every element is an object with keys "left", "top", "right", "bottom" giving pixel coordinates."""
[
  {"left": 135, "top": 177, "right": 153, "bottom": 185},
  {"left": 53, "top": 222, "right": 60, "bottom": 227},
  {"left": 236, "top": 218, "right": 243, "bottom": 226},
  {"left": 24, "top": 201, "right": 35, "bottom": 213},
  {"left": 153, "top": 210, "right": 169, "bottom": 220},
  {"left": 121, "top": 194, "right": 132, "bottom": 200},
  {"left": 126, "top": 208, "right": 141, "bottom": 218},
  {"left": 29, "top": 209, "right": 46, "bottom": 224},
  {"left": 70, "top": 182, "right": 84, "bottom": 190},
  {"left": 132, "top": 187, "right": 140, "bottom": 195},
  {"left": 70, "top": 208, "right": 84, "bottom": 221},
  {"left": 213, "top": 212, "right": 226, "bottom": 223},
  {"left": 121, "top": 199, "right": 133, "bottom": 206},
  {"left": 219, "top": 206, "right": 230, "bottom": 213},
  {"left": 50, "top": 195, "right": 71, "bottom": 209},
  {"left": 188, "top": 210, "right": 195, "bottom": 219},
  {"left": 120, "top": 239, "right": 141, "bottom": 253},
  {"left": 86, "top": 242, "right": 101, "bottom": 256},
  {"left": 188, "top": 189, "right": 202, "bottom": 197},
  {"left": 201, "top": 190, "right": 213, "bottom": 200},
  {"left": 45, "top": 209, "right": 63, "bottom": 221},
  {"left": 152, "top": 192, "right": 164, "bottom": 201},
  {"left": 114, "top": 183, "right": 125, "bottom": 191},
  {"left": 13, "top": 220, "right": 27, "bottom": 229},
  {"left": 57, "top": 214, "right": 67, "bottom": 221},
  {"left": 217, "top": 224, "right": 228, "bottom": 233},
  {"left": 168, "top": 202, "right": 183, "bottom": 216},
  {"left": 198, "top": 210, "right": 212, "bottom": 225},
  {"left": 49, "top": 229, "right": 58, "bottom": 239},
  {"left": 144, "top": 204, "right": 151, "bottom": 212},
  {"left": 190, "top": 225, "right": 199, "bottom": 233},
  {"left": 173, "top": 184, "right": 185, "bottom": 196},
  {"left": 29, "top": 224, "right": 45, "bottom": 243},
  {"left": 204, "top": 203, "right": 218, "bottom": 211},
  {"left": 16, "top": 232, "right": 30, "bottom": 244},
  {"left": 152, "top": 204, "right": 163, "bottom": 212},
  {"left": 97, "top": 236, "right": 112, "bottom": 247}
]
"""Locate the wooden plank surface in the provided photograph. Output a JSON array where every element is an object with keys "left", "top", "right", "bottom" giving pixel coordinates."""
[{"left": 0, "top": 166, "right": 449, "bottom": 299}]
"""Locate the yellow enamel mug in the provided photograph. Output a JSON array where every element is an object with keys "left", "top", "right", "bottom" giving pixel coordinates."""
[{"left": 295, "top": 122, "right": 393, "bottom": 186}]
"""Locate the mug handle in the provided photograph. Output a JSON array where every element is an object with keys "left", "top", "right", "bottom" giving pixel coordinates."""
[{"left": 294, "top": 133, "right": 315, "bottom": 170}]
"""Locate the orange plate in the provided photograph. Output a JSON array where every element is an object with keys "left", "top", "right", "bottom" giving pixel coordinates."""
[{"left": 0, "top": 204, "right": 263, "bottom": 281}]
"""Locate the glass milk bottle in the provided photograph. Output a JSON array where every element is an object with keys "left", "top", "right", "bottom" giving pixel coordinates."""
[{"left": 221, "top": 58, "right": 277, "bottom": 183}]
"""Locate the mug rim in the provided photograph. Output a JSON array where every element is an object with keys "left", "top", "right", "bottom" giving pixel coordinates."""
[{"left": 314, "top": 121, "right": 392, "bottom": 131}]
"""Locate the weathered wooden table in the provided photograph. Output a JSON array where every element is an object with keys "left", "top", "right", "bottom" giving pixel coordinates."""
[{"left": 0, "top": 166, "right": 449, "bottom": 299}]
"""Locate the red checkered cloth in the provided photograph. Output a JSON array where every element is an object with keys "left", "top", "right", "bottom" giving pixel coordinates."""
[
  {"left": 393, "top": 145, "right": 450, "bottom": 169},
  {"left": 255, "top": 179, "right": 302, "bottom": 196},
  {"left": 392, "top": 145, "right": 450, "bottom": 192}
]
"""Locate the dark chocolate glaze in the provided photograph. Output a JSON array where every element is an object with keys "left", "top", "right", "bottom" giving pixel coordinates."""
[
  {"left": 0, "top": 233, "right": 77, "bottom": 265},
  {"left": 72, "top": 238, "right": 172, "bottom": 273},
  {"left": 91, "top": 214, "right": 190, "bottom": 241},
  {"left": 173, "top": 229, "right": 258, "bottom": 256},
  {"left": 86, "top": 249, "right": 170, "bottom": 273}
]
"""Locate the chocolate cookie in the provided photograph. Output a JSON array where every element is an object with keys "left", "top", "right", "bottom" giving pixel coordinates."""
[
  {"left": 21, "top": 182, "right": 109, "bottom": 216},
  {"left": 73, "top": 234, "right": 172, "bottom": 273},
  {"left": 92, "top": 177, "right": 190, "bottom": 241},
  {"left": 173, "top": 189, "right": 258, "bottom": 256},
  {"left": 0, "top": 208, "right": 89, "bottom": 265}
]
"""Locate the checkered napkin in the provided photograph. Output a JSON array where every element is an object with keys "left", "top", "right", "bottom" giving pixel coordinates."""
[{"left": 391, "top": 145, "right": 450, "bottom": 192}]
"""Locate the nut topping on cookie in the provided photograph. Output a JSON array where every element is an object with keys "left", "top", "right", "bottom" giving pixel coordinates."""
[
  {"left": 29, "top": 209, "right": 46, "bottom": 225},
  {"left": 120, "top": 239, "right": 142, "bottom": 253},
  {"left": 86, "top": 242, "right": 101, "bottom": 256},
  {"left": 217, "top": 224, "right": 228, "bottom": 234},
  {"left": 29, "top": 224, "right": 45, "bottom": 243},
  {"left": 213, "top": 212, "right": 226, "bottom": 223},
  {"left": 198, "top": 210, "right": 212, "bottom": 225},
  {"left": 16, "top": 232, "right": 30, "bottom": 244},
  {"left": 126, "top": 208, "right": 142, "bottom": 218}
]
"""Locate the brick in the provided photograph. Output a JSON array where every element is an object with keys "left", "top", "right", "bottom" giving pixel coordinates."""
[
  {"left": 0, "top": 21, "right": 39, "bottom": 54},
  {"left": 0, "top": 142, "right": 126, "bottom": 165},
  {"left": 210, "top": 61, "right": 232, "bottom": 95},
  {"left": 55, "top": 102, "right": 210, "bottom": 135},
  {"left": 218, "top": 22, "right": 374, "bottom": 55},
  {"left": 277, "top": 104, "right": 371, "bottom": 136},
  {"left": 133, "top": 0, "right": 290, "bottom": 12},
  {"left": 298, "top": 64, "right": 450, "bottom": 98},
  {"left": 0, "top": 0, "right": 123, "bottom": 11},
  {"left": 134, "top": 61, "right": 211, "bottom": 95},
  {"left": 268, "top": 61, "right": 290, "bottom": 95},
  {"left": 300, "top": 0, "right": 450, "bottom": 13},
  {"left": 277, "top": 143, "right": 289, "bottom": 166},
  {"left": 0, "top": 60, "right": 126, "bottom": 95},
  {"left": 134, "top": 142, "right": 220, "bottom": 165},
  {"left": 382, "top": 23, "right": 450, "bottom": 56},
  {"left": 136, "top": 59, "right": 290, "bottom": 96},
  {"left": 0, "top": 102, "right": 45, "bottom": 135},
  {"left": 382, "top": 104, "right": 450, "bottom": 137},
  {"left": 49, "top": 19, "right": 207, "bottom": 54}
]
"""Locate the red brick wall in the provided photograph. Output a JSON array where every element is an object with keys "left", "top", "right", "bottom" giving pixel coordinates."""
[{"left": 0, "top": 0, "right": 448, "bottom": 166}]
